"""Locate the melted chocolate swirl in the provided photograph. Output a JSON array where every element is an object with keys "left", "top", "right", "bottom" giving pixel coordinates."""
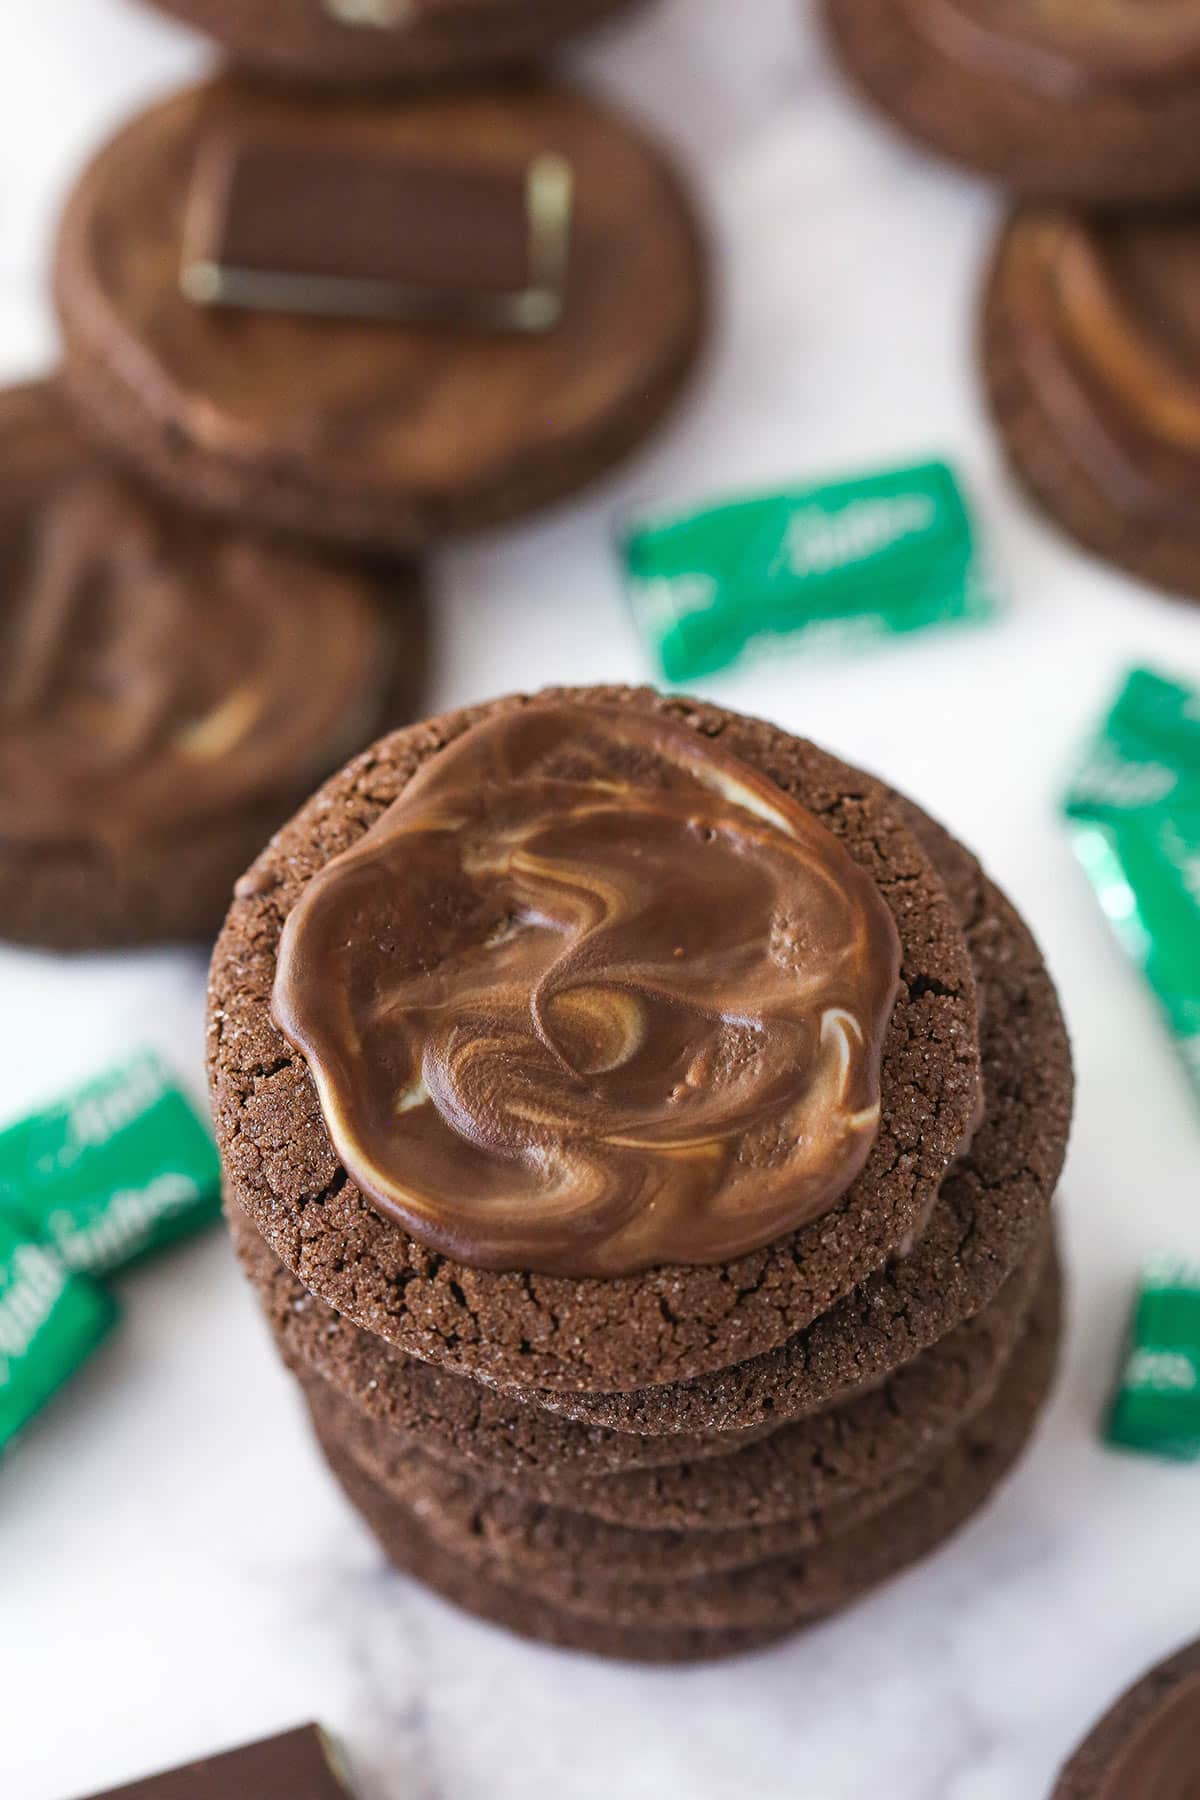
[{"left": 273, "top": 703, "right": 901, "bottom": 1277}]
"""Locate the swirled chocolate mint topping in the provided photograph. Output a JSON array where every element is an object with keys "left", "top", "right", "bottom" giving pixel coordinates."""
[{"left": 272, "top": 702, "right": 902, "bottom": 1277}]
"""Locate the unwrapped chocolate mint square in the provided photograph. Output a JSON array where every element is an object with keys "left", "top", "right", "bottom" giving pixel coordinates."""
[{"left": 182, "top": 130, "right": 572, "bottom": 331}]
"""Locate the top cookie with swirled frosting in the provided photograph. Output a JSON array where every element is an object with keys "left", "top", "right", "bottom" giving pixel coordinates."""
[
  {"left": 271, "top": 702, "right": 902, "bottom": 1276},
  {"left": 209, "top": 687, "right": 982, "bottom": 1394}
]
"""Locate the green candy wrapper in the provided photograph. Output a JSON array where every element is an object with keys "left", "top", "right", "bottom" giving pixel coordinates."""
[
  {"left": 1064, "top": 668, "right": 1200, "bottom": 1106},
  {"left": 1107, "top": 1256, "right": 1200, "bottom": 1462},
  {"left": 621, "top": 458, "right": 996, "bottom": 683},
  {"left": 0, "top": 1051, "right": 222, "bottom": 1278},
  {"left": 0, "top": 1216, "right": 116, "bottom": 1450}
]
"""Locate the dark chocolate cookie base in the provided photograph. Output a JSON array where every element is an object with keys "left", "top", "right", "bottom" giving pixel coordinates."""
[
  {"left": 209, "top": 686, "right": 983, "bottom": 1395},
  {"left": 822, "top": 0, "right": 1200, "bottom": 205},
  {"left": 54, "top": 84, "right": 709, "bottom": 555},
  {"left": 239, "top": 1200, "right": 1048, "bottom": 1525}
]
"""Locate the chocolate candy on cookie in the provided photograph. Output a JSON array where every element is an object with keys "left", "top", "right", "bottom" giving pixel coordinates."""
[
  {"left": 55, "top": 80, "right": 707, "bottom": 554},
  {"left": 209, "top": 685, "right": 1072, "bottom": 1660},
  {"left": 982, "top": 210, "right": 1200, "bottom": 604},
  {"left": 823, "top": 0, "right": 1200, "bottom": 205},
  {"left": 0, "top": 381, "right": 426, "bottom": 950},
  {"left": 136, "top": 0, "right": 644, "bottom": 92}
]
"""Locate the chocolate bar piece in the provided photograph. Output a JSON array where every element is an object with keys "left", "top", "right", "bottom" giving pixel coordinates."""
[
  {"left": 182, "top": 131, "right": 572, "bottom": 331},
  {"left": 79, "top": 1724, "right": 355, "bottom": 1800}
]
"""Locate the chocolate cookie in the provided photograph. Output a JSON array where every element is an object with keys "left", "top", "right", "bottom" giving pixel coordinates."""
[
  {"left": 0, "top": 380, "right": 426, "bottom": 951},
  {"left": 227, "top": 798, "right": 1065, "bottom": 1459},
  {"left": 308, "top": 1375, "right": 929, "bottom": 1579},
  {"left": 139, "top": 0, "right": 642, "bottom": 89},
  {"left": 303, "top": 1233, "right": 1055, "bottom": 1544},
  {"left": 982, "top": 206, "right": 1200, "bottom": 604},
  {"left": 1053, "top": 1637, "right": 1200, "bottom": 1798},
  {"left": 822, "top": 0, "right": 1200, "bottom": 205},
  {"left": 234, "top": 1198, "right": 1047, "bottom": 1517},
  {"left": 508, "top": 813, "right": 1071, "bottom": 1435},
  {"left": 317, "top": 1261, "right": 1060, "bottom": 1650},
  {"left": 54, "top": 79, "right": 706, "bottom": 554},
  {"left": 209, "top": 686, "right": 983, "bottom": 1395},
  {"left": 229, "top": 1202, "right": 776, "bottom": 1481},
  {"left": 317, "top": 1251, "right": 1060, "bottom": 1625}
]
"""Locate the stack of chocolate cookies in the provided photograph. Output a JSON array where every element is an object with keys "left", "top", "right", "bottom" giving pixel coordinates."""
[
  {"left": 136, "top": 0, "right": 645, "bottom": 89},
  {"left": 210, "top": 686, "right": 1073, "bottom": 1662}
]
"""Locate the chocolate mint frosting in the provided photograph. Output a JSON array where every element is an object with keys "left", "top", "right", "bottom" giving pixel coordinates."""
[{"left": 272, "top": 701, "right": 901, "bottom": 1276}]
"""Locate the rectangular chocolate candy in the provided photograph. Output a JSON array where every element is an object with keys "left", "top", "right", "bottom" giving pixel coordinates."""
[
  {"left": 0, "top": 1050, "right": 222, "bottom": 1278},
  {"left": 621, "top": 458, "right": 996, "bottom": 683},
  {"left": 79, "top": 1724, "right": 355, "bottom": 1800},
  {"left": 182, "top": 131, "right": 573, "bottom": 331}
]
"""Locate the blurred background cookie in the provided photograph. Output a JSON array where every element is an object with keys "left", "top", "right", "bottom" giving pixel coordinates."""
[
  {"left": 53, "top": 77, "right": 708, "bottom": 553},
  {"left": 822, "top": 0, "right": 1200, "bottom": 204},
  {"left": 981, "top": 206, "right": 1200, "bottom": 602},
  {"left": 136, "top": 0, "right": 645, "bottom": 90},
  {"left": 0, "top": 379, "right": 427, "bottom": 950}
]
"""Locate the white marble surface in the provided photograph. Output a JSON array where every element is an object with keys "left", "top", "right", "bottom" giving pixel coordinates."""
[{"left": 2, "top": 3, "right": 1199, "bottom": 1796}]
